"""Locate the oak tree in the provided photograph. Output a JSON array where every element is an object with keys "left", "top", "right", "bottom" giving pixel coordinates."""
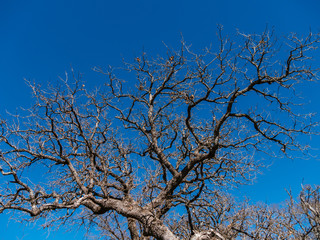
[{"left": 0, "top": 29, "right": 319, "bottom": 239}]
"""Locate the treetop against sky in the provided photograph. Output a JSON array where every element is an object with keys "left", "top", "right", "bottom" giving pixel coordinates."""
[{"left": 1, "top": 1, "right": 320, "bottom": 239}]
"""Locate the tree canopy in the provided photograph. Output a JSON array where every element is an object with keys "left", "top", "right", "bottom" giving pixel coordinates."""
[{"left": 0, "top": 29, "right": 320, "bottom": 239}]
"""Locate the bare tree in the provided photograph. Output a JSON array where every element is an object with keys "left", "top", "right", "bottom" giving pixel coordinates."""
[{"left": 0, "top": 28, "right": 319, "bottom": 239}]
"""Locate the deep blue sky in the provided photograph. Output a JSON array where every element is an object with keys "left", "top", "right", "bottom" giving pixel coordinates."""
[{"left": 1, "top": 0, "right": 320, "bottom": 239}]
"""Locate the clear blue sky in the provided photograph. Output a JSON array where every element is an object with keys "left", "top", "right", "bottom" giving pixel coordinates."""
[{"left": 1, "top": 0, "right": 320, "bottom": 239}]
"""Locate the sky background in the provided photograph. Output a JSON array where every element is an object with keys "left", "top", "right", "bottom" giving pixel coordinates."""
[{"left": 1, "top": 0, "right": 320, "bottom": 239}]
